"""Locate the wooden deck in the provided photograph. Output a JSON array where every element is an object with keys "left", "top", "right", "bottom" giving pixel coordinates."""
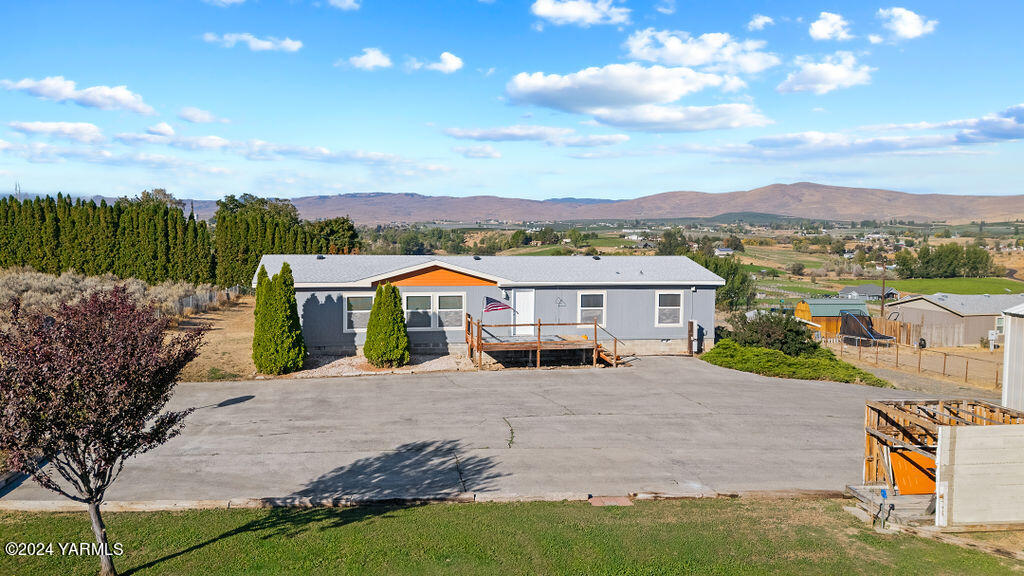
[{"left": 464, "top": 314, "right": 625, "bottom": 368}]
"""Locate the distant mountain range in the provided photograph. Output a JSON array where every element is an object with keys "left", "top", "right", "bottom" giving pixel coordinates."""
[{"left": 179, "top": 182, "right": 1024, "bottom": 225}]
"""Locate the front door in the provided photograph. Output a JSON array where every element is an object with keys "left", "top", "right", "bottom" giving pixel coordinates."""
[{"left": 513, "top": 289, "right": 535, "bottom": 336}]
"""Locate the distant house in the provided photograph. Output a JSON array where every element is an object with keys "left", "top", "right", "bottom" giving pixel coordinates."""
[
  {"left": 714, "top": 247, "right": 734, "bottom": 257},
  {"left": 888, "top": 293, "right": 1024, "bottom": 347},
  {"left": 838, "top": 284, "right": 900, "bottom": 301},
  {"left": 795, "top": 298, "right": 869, "bottom": 335},
  {"left": 635, "top": 239, "right": 656, "bottom": 249}
]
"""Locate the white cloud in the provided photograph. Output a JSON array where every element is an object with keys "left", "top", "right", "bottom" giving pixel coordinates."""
[
  {"left": 809, "top": 11, "right": 853, "bottom": 41},
  {"left": 446, "top": 125, "right": 575, "bottom": 142},
  {"left": 655, "top": 0, "right": 675, "bottom": 15},
  {"left": 507, "top": 62, "right": 769, "bottom": 132},
  {"left": 407, "top": 52, "right": 464, "bottom": 74},
  {"left": 530, "top": 0, "right": 630, "bottom": 27},
  {"left": 445, "top": 124, "right": 629, "bottom": 146},
  {"left": 329, "top": 0, "right": 360, "bottom": 10},
  {"left": 877, "top": 7, "right": 937, "bottom": 40},
  {"left": 147, "top": 122, "right": 175, "bottom": 136},
  {"left": 868, "top": 34, "right": 884, "bottom": 44},
  {"left": 585, "top": 103, "right": 770, "bottom": 132},
  {"left": 0, "top": 76, "right": 155, "bottom": 115},
  {"left": 9, "top": 121, "right": 104, "bottom": 143},
  {"left": 777, "top": 52, "right": 873, "bottom": 95},
  {"left": 747, "top": 14, "right": 774, "bottom": 31},
  {"left": 427, "top": 52, "right": 463, "bottom": 73},
  {"left": 178, "top": 107, "right": 229, "bottom": 124},
  {"left": 625, "top": 29, "right": 780, "bottom": 74},
  {"left": 508, "top": 63, "right": 728, "bottom": 113},
  {"left": 347, "top": 48, "right": 393, "bottom": 70},
  {"left": 202, "top": 32, "right": 302, "bottom": 52},
  {"left": 453, "top": 145, "right": 502, "bottom": 159}
]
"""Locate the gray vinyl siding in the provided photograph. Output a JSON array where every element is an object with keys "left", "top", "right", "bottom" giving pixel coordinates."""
[{"left": 295, "top": 284, "right": 716, "bottom": 353}]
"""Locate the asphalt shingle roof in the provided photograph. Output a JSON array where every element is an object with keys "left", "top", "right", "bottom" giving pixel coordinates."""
[
  {"left": 254, "top": 254, "right": 726, "bottom": 287},
  {"left": 893, "top": 293, "right": 1024, "bottom": 316}
]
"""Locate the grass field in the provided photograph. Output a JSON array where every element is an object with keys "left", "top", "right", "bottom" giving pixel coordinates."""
[
  {"left": 2, "top": 499, "right": 1017, "bottom": 575},
  {"left": 839, "top": 277, "right": 1024, "bottom": 295},
  {"left": 742, "top": 246, "right": 833, "bottom": 269}
]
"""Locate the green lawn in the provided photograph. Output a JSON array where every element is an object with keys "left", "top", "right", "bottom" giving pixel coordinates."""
[
  {"left": 744, "top": 246, "right": 832, "bottom": 269},
  {"left": 2, "top": 499, "right": 1017, "bottom": 575},
  {"left": 588, "top": 235, "right": 636, "bottom": 248},
  {"left": 839, "top": 277, "right": 1024, "bottom": 295}
]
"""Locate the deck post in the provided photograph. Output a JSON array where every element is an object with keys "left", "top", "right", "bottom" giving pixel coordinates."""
[
  {"left": 613, "top": 338, "right": 618, "bottom": 368},
  {"left": 593, "top": 320, "right": 598, "bottom": 367},
  {"left": 536, "top": 319, "right": 542, "bottom": 368},
  {"left": 476, "top": 319, "right": 483, "bottom": 369}
]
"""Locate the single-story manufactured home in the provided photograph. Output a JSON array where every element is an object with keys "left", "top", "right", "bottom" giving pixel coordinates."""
[
  {"left": 887, "top": 293, "right": 1024, "bottom": 347},
  {"left": 837, "top": 284, "right": 900, "bottom": 301},
  {"left": 795, "top": 298, "right": 870, "bottom": 335},
  {"left": 253, "top": 254, "right": 724, "bottom": 356}
]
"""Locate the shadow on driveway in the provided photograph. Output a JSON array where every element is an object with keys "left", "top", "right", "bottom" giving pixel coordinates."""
[{"left": 124, "top": 440, "right": 503, "bottom": 575}]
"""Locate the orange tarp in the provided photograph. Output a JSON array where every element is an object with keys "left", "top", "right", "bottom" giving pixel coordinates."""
[{"left": 890, "top": 450, "right": 936, "bottom": 495}]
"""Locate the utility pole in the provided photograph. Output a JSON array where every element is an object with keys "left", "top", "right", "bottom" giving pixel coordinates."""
[{"left": 881, "top": 272, "right": 886, "bottom": 318}]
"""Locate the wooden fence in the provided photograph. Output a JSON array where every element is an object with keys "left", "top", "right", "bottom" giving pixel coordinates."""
[
  {"left": 822, "top": 335, "right": 1002, "bottom": 388},
  {"left": 868, "top": 317, "right": 965, "bottom": 348}
]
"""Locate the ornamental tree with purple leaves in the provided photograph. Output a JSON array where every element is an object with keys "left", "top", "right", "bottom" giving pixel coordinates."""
[{"left": 0, "top": 287, "right": 204, "bottom": 576}]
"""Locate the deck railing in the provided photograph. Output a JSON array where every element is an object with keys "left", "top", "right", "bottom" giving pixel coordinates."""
[{"left": 464, "top": 313, "right": 623, "bottom": 368}]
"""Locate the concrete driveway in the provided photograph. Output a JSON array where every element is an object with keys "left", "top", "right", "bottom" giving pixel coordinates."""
[{"left": 1, "top": 357, "right": 917, "bottom": 506}]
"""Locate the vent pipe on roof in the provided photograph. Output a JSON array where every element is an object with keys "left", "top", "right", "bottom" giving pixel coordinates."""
[
  {"left": 316, "top": 254, "right": 325, "bottom": 260},
  {"left": 592, "top": 255, "right": 601, "bottom": 260},
  {"left": 473, "top": 255, "right": 482, "bottom": 260}
]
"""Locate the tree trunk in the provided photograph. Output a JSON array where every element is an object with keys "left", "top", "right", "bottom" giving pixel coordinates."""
[{"left": 87, "top": 501, "right": 117, "bottom": 576}]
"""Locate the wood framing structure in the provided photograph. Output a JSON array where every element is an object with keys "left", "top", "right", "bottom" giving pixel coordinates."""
[
  {"left": 464, "top": 313, "right": 626, "bottom": 368},
  {"left": 864, "top": 399, "right": 1024, "bottom": 495}
]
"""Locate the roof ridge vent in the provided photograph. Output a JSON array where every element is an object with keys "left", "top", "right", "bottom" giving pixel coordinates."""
[
  {"left": 473, "top": 255, "right": 482, "bottom": 260},
  {"left": 592, "top": 255, "right": 601, "bottom": 260},
  {"left": 316, "top": 254, "right": 325, "bottom": 260}
]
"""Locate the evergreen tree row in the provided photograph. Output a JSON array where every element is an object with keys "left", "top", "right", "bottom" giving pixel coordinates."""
[
  {"left": 0, "top": 192, "right": 214, "bottom": 285},
  {"left": 213, "top": 194, "right": 360, "bottom": 288},
  {"left": 0, "top": 191, "right": 362, "bottom": 288}
]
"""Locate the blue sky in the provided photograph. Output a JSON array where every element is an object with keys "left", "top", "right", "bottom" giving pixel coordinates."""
[{"left": 1, "top": 0, "right": 1022, "bottom": 201}]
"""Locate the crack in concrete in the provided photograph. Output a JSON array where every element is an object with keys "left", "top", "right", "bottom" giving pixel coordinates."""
[
  {"left": 529, "top": 390, "right": 576, "bottom": 415},
  {"left": 502, "top": 417, "right": 515, "bottom": 448}
]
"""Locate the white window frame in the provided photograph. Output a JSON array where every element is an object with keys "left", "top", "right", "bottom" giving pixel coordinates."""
[
  {"left": 654, "top": 290, "right": 685, "bottom": 327},
  {"left": 435, "top": 292, "right": 467, "bottom": 331},
  {"left": 403, "top": 292, "right": 436, "bottom": 332},
  {"left": 402, "top": 292, "right": 467, "bottom": 331},
  {"left": 577, "top": 290, "right": 607, "bottom": 327},
  {"left": 343, "top": 293, "right": 374, "bottom": 333}
]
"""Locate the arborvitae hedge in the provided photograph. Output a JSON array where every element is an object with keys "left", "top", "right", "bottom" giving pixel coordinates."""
[
  {"left": 363, "top": 283, "right": 410, "bottom": 368},
  {"left": 0, "top": 191, "right": 360, "bottom": 289},
  {"left": 252, "top": 263, "right": 307, "bottom": 375},
  {"left": 0, "top": 193, "right": 213, "bottom": 284}
]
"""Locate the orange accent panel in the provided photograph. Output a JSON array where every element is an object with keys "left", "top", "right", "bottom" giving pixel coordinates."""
[
  {"left": 377, "top": 266, "right": 497, "bottom": 287},
  {"left": 890, "top": 450, "right": 936, "bottom": 495}
]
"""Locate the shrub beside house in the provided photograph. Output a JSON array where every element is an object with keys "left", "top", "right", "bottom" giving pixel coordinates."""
[
  {"left": 363, "top": 283, "right": 411, "bottom": 368},
  {"left": 252, "top": 263, "right": 307, "bottom": 374}
]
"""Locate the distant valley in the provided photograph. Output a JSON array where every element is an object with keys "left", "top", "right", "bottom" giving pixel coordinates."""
[{"left": 173, "top": 182, "right": 1024, "bottom": 224}]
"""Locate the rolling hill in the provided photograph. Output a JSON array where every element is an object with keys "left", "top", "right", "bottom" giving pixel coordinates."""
[{"left": 186, "top": 183, "right": 1024, "bottom": 224}]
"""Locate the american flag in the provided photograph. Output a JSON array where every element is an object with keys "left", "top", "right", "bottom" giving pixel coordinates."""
[{"left": 483, "top": 297, "right": 512, "bottom": 312}]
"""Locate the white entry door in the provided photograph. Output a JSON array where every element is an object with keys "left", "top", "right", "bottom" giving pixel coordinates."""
[{"left": 513, "top": 289, "right": 535, "bottom": 336}]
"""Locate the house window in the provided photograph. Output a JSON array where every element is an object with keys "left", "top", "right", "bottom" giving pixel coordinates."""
[
  {"left": 346, "top": 295, "right": 373, "bottom": 331},
  {"left": 997, "top": 316, "right": 1005, "bottom": 335},
  {"left": 405, "top": 295, "right": 433, "bottom": 329},
  {"left": 578, "top": 291, "right": 606, "bottom": 326},
  {"left": 656, "top": 291, "right": 683, "bottom": 326},
  {"left": 402, "top": 293, "right": 466, "bottom": 330},
  {"left": 437, "top": 295, "right": 464, "bottom": 328}
]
